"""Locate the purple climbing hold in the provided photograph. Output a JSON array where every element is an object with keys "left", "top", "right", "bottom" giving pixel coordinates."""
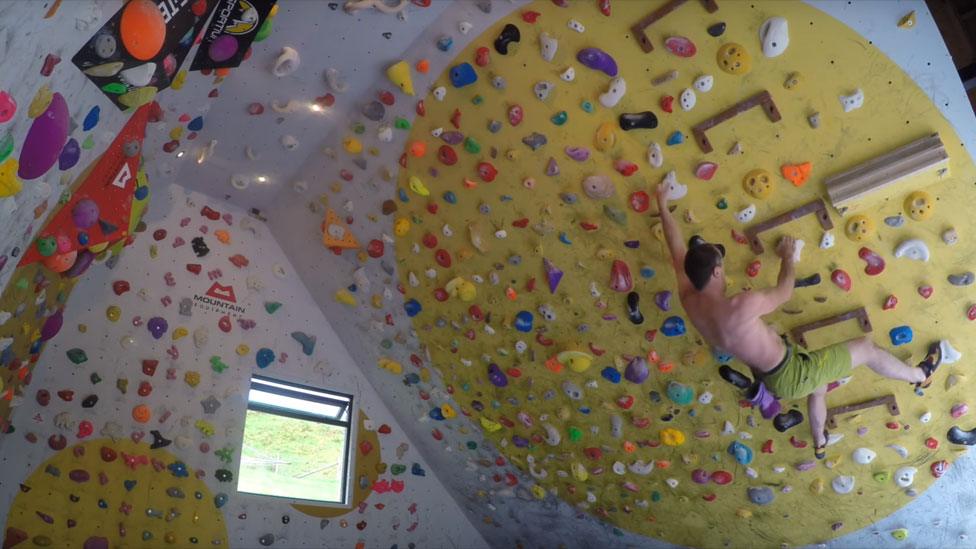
[
  {"left": 546, "top": 157, "right": 560, "bottom": 176},
  {"left": 147, "top": 317, "right": 168, "bottom": 339},
  {"left": 59, "top": 138, "right": 80, "bottom": 170},
  {"left": 576, "top": 47, "right": 618, "bottom": 76},
  {"left": 83, "top": 537, "right": 109, "bottom": 549},
  {"left": 543, "top": 258, "right": 563, "bottom": 293},
  {"left": 72, "top": 198, "right": 99, "bottom": 229},
  {"left": 564, "top": 146, "right": 590, "bottom": 161},
  {"left": 40, "top": 309, "right": 63, "bottom": 341},
  {"left": 440, "top": 131, "right": 464, "bottom": 145},
  {"left": 64, "top": 249, "right": 95, "bottom": 279},
  {"left": 654, "top": 290, "right": 671, "bottom": 311},
  {"left": 624, "top": 357, "right": 649, "bottom": 384},
  {"left": 488, "top": 363, "right": 508, "bottom": 387}
]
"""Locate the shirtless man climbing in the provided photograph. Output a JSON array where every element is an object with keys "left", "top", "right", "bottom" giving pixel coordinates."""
[{"left": 654, "top": 183, "right": 942, "bottom": 459}]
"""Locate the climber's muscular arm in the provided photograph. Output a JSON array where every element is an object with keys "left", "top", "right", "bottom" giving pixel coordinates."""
[{"left": 655, "top": 184, "right": 692, "bottom": 294}]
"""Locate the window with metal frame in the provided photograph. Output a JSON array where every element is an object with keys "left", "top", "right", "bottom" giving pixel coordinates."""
[{"left": 236, "top": 374, "right": 354, "bottom": 506}]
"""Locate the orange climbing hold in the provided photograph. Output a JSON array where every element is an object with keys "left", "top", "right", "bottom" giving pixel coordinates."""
[
  {"left": 409, "top": 140, "right": 427, "bottom": 157},
  {"left": 321, "top": 209, "right": 360, "bottom": 250},
  {"left": 415, "top": 59, "right": 430, "bottom": 73},
  {"left": 781, "top": 161, "right": 812, "bottom": 186}
]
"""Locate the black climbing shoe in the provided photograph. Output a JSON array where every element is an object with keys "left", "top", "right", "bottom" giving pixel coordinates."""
[
  {"left": 947, "top": 425, "right": 976, "bottom": 446},
  {"left": 626, "top": 291, "right": 644, "bottom": 325},
  {"left": 773, "top": 410, "right": 804, "bottom": 432},
  {"left": 719, "top": 365, "right": 752, "bottom": 390},
  {"left": 916, "top": 341, "right": 942, "bottom": 390},
  {"left": 794, "top": 273, "right": 821, "bottom": 288},
  {"left": 814, "top": 428, "right": 828, "bottom": 460}
]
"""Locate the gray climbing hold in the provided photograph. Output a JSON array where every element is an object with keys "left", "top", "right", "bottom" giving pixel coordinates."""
[
  {"left": 747, "top": 486, "right": 774, "bottom": 505},
  {"left": 559, "top": 192, "right": 578, "bottom": 204},
  {"left": 258, "top": 533, "right": 275, "bottom": 546},
  {"left": 884, "top": 215, "right": 905, "bottom": 228},
  {"left": 291, "top": 331, "right": 317, "bottom": 355},
  {"left": 200, "top": 396, "right": 221, "bottom": 415},
  {"left": 948, "top": 272, "right": 975, "bottom": 286},
  {"left": 522, "top": 132, "right": 548, "bottom": 150},
  {"left": 488, "top": 120, "right": 502, "bottom": 133},
  {"left": 362, "top": 101, "right": 385, "bottom": 121}
]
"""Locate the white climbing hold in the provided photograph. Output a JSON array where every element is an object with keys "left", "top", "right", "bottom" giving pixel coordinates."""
[
  {"left": 693, "top": 74, "right": 714, "bottom": 92},
  {"left": 665, "top": 478, "right": 679, "bottom": 489},
  {"left": 894, "top": 466, "right": 916, "bottom": 488},
  {"left": 820, "top": 231, "right": 835, "bottom": 249},
  {"left": 120, "top": 62, "right": 156, "bottom": 87},
  {"left": 325, "top": 67, "right": 347, "bottom": 93},
  {"left": 230, "top": 174, "right": 248, "bottom": 190},
  {"left": 560, "top": 67, "right": 576, "bottom": 82},
  {"left": 679, "top": 88, "right": 696, "bottom": 111},
  {"left": 612, "top": 461, "right": 626, "bottom": 475},
  {"left": 722, "top": 420, "right": 735, "bottom": 435},
  {"left": 887, "top": 444, "right": 909, "bottom": 459},
  {"left": 942, "top": 228, "right": 959, "bottom": 245},
  {"left": 698, "top": 391, "right": 713, "bottom": 405},
  {"left": 378, "top": 125, "right": 393, "bottom": 142},
  {"left": 568, "top": 19, "right": 585, "bottom": 32},
  {"left": 759, "top": 17, "right": 789, "bottom": 57},
  {"left": 272, "top": 46, "right": 300, "bottom": 77},
  {"left": 430, "top": 127, "right": 443, "bottom": 138},
  {"left": 852, "top": 448, "right": 876, "bottom": 465},
  {"left": 598, "top": 76, "right": 626, "bottom": 108},
  {"left": 647, "top": 142, "right": 663, "bottom": 168},
  {"left": 839, "top": 89, "right": 865, "bottom": 112},
  {"left": 792, "top": 239, "right": 805, "bottom": 263},
  {"left": 736, "top": 204, "right": 756, "bottom": 223},
  {"left": 432, "top": 86, "right": 447, "bottom": 101},
  {"left": 543, "top": 424, "right": 561, "bottom": 445},
  {"left": 458, "top": 21, "right": 473, "bottom": 34},
  {"left": 540, "top": 32, "right": 558, "bottom": 62},
  {"left": 281, "top": 135, "right": 299, "bottom": 150},
  {"left": 727, "top": 141, "right": 743, "bottom": 155},
  {"left": 661, "top": 170, "right": 687, "bottom": 201},
  {"left": 629, "top": 460, "right": 654, "bottom": 475},
  {"left": 894, "top": 238, "right": 930, "bottom": 261},
  {"left": 832, "top": 475, "right": 855, "bottom": 494},
  {"left": 919, "top": 411, "right": 932, "bottom": 423},
  {"left": 533, "top": 81, "right": 554, "bottom": 101},
  {"left": 940, "top": 339, "right": 962, "bottom": 364}
]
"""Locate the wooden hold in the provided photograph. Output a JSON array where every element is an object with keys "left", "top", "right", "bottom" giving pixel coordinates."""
[
  {"left": 744, "top": 198, "right": 832, "bottom": 255},
  {"left": 824, "top": 133, "right": 947, "bottom": 210},
  {"left": 631, "top": 0, "right": 719, "bottom": 53},
  {"left": 691, "top": 91, "right": 781, "bottom": 153},
  {"left": 826, "top": 394, "right": 899, "bottom": 430},
  {"left": 789, "top": 307, "right": 872, "bottom": 349}
]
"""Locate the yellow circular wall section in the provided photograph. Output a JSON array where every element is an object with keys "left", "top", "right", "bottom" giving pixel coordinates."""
[{"left": 393, "top": 1, "right": 976, "bottom": 547}]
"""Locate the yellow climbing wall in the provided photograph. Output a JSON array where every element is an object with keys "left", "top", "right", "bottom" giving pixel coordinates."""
[
  {"left": 393, "top": 1, "right": 976, "bottom": 546},
  {"left": 4, "top": 438, "right": 228, "bottom": 546}
]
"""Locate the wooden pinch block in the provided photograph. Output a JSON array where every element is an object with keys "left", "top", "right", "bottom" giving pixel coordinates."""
[
  {"left": 826, "top": 394, "right": 899, "bottom": 430},
  {"left": 631, "top": 0, "right": 719, "bottom": 53},
  {"left": 825, "top": 133, "right": 948, "bottom": 209},
  {"left": 789, "top": 307, "right": 872, "bottom": 349},
  {"left": 744, "top": 198, "right": 833, "bottom": 255},
  {"left": 691, "top": 90, "right": 781, "bottom": 153}
]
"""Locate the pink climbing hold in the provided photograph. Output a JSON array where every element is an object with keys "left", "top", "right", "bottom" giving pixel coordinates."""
[
  {"left": 609, "top": 260, "right": 633, "bottom": 292},
  {"left": 883, "top": 295, "right": 898, "bottom": 310},
  {"left": 918, "top": 285, "right": 933, "bottom": 299},
  {"left": 0, "top": 90, "right": 16, "bottom": 123},
  {"left": 951, "top": 403, "right": 969, "bottom": 419},
  {"left": 858, "top": 247, "right": 885, "bottom": 275},
  {"left": 695, "top": 162, "right": 718, "bottom": 181},
  {"left": 831, "top": 269, "right": 852, "bottom": 292},
  {"left": 508, "top": 104, "right": 523, "bottom": 126},
  {"left": 664, "top": 36, "right": 697, "bottom": 57}
]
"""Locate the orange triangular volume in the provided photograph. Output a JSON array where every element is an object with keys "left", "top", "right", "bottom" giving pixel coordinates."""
[
  {"left": 321, "top": 209, "right": 359, "bottom": 250},
  {"left": 19, "top": 103, "right": 151, "bottom": 267}
]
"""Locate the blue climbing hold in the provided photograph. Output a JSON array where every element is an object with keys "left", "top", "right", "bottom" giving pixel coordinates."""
[
  {"left": 449, "top": 62, "right": 478, "bottom": 88},
  {"left": 713, "top": 348, "right": 734, "bottom": 364},
  {"left": 398, "top": 188, "right": 409, "bottom": 202},
  {"left": 558, "top": 232, "right": 572, "bottom": 245},
  {"left": 429, "top": 407, "right": 445, "bottom": 420},
  {"left": 290, "top": 331, "right": 316, "bottom": 356},
  {"left": 666, "top": 381, "right": 694, "bottom": 405},
  {"left": 443, "top": 191, "right": 457, "bottom": 204},
  {"left": 661, "top": 316, "right": 686, "bottom": 336},
  {"left": 514, "top": 310, "right": 533, "bottom": 332},
  {"left": 436, "top": 36, "right": 453, "bottom": 52},
  {"left": 123, "top": 479, "right": 137, "bottom": 491},
  {"left": 404, "top": 299, "right": 422, "bottom": 317},
  {"left": 187, "top": 116, "right": 204, "bottom": 132},
  {"left": 168, "top": 461, "right": 189, "bottom": 478},
  {"left": 728, "top": 441, "right": 753, "bottom": 465},
  {"left": 214, "top": 493, "right": 228, "bottom": 508},
  {"left": 134, "top": 186, "right": 149, "bottom": 200},
  {"left": 255, "top": 348, "right": 275, "bottom": 369},
  {"left": 403, "top": 373, "right": 420, "bottom": 385},
  {"left": 889, "top": 326, "right": 912, "bottom": 346},
  {"left": 601, "top": 366, "right": 621, "bottom": 383},
  {"left": 639, "top": 267, "right": 655, "bottom": 279},
  {"left": 666, "top": 131, "right": 684, "bottom": 146},
  {"left": 83, "top": 106, "right": 100, "bottom": 131},
  {"left": 411, "top": 463, "right": 426, "bottom": 476}
]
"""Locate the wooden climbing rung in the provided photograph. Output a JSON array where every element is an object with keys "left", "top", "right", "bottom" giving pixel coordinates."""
[
  {"left": 825, "top": 133, "right": 947, "bottom": 210},
  {"left": 631, "top": 0, "right": 719, "bottom": 53},
  {"left": 826, "top": 394, "right": 899, "bottom": 430},
  {"left": 789, "top": 307, "right": 872, "bottom": 349},
  {"left": 744, "top": 198, "right": 833, "bottom": 255},
  {"left": 691, "top": 90, "right": 781, "bottom": 153}
]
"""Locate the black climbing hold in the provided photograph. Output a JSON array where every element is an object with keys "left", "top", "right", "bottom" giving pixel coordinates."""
[
  {"left": 618, "top": 111, "right": 658, "bottom": 131},
  {"left": 794, "top": 273, "right": 822, "bottom": 288},
  {"left": 382, "top": 32, "right": 392, "bottom": 39},
  {"left": 626, "top": 291, "right": 644, "bottom": 325},
  {"left": 149, "top": 430, "right": 172, "bottom": 449},
  {"left": 773, "top": 409, "right": 804, "bottom": 432},
  {"left": 719, "top": 365, "right": 752, "bottom": 390},
  {"left": 947, "top": 425, "right": 976, "bottom": 446},
  {"left": 707, "top": 22, "right": 726, "bottom": 37},
  {"left": 98, "top": 219, "right": 119, "bottom": 235},
  {"left": 282, "top": 515, "right": 290, "bottom": 524},
  {"left": 81, "top": 394, "right": 98, "bottom": 408},
  {"left": 191, "top": 237, "right": 209, "bottom": 258},
  {"left": 494, "top": 23, "right": 521, "bottom": 55}
]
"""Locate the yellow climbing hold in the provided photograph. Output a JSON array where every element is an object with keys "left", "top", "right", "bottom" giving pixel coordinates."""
[
  {"left": 195, "top": 419, "right": 215, "bottom": 437},
  {"left": 118, "top": 86, "right": 158, "bottom": 109},
  {"left": 172, "top": 327, "right": 188, "bottom": 340},
  {"left": 169, "top": 126, "right": 183, "bottom": 140},
  {"left": 904, "top": 190, "right": 933, "bottom": 221},
  {"left": 445, "top": 277, "right": 477, "bottom": 301},
  {"left": 171, "top": 70, "right": 187, "bottom": 90},
  {"left": 480, "top": 416, "right": 502, "bottom": 432},
  {"left": 236, "top": 344, "right": 250, "bottom": 356},
  {"left": 736, "top": 509, "right": 753, "bottom": 519},
  {"left": 809, "top": 477, "right": 825, "bottom": 495},
  {"left": 0, "top": 158, "right": 22, "bottom": 198},
  {"left": 531, "top": 484, "right": 547, "bottom": 499},
  {"left": 408, "top": 175, "right": 430, "bottom": 196},
  {"left": 28, "top": 85, "right": 53, "bottom": 118},
  {"left": 377, "top": 357, "right": 403, "bottom": 374},
  {"left": 371, "top": 294, "right": 383, "bottom": 308},
  {"left": 394, "top": 217, "right": 411, "bottom": 237},
  {"left": 557, "top": 350, "right": 593, "bottom": 373},
  {"left": 898, "top": 11, "right": 916, "bottom": 29},
  {"left": 343, "top": 137, "right": 363, "bottom": 155},
  {"left": 106, "top": 305, "right": 121, "bottom": 322},
  {"left": 659, "top": 428, "right": 686, "bottom": 446},
  {"left": 441, "top": 403, "right": 456, "bottom": 418},
  {"left": 594, "top": 121, "right": 616, "bottom": 152},
  {"left": 184, "top": 371, "right": 201, "bottom": 387},
  {"left": 571, "top": 462, "right": 589, "bottom": 481},
  {"left": 890, "top": 528, "right": 909, "bottom": 541},
  {"left": 385, "top": 60, "right": 415, "bottom": 96},
  {"left": 844, "top": 214, "right": 875, "bottom": 242},
  {"left": 334, "top": 289, "right": 357, "bottom": 306}
]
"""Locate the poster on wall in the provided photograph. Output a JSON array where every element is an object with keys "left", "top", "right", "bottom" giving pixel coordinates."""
[
  {"left": 189, "top": 0, "right": 278, "bottom": 71},
  {"left": 71, "top": 0, "right": 218, "bottom": 111}
]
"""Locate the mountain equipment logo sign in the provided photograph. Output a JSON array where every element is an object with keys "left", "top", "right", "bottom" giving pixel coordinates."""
[{"left": 193, "top": 282, "right": 246, "bottom": 316}]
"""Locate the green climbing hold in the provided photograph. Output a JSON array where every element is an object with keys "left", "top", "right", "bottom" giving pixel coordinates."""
[
  {"left": 567, "top": 426, "right": 582, "bottom": 442},
  {"left": 101, "top": 82, "right": 127, "bottom": 95},
  {"left": 471, "top": 95, "right": 484, "bottom": 105},
  {"left": 550, "top": 111, "right": 568, "bottom": 125},
  {"left": 461, "top": 382, "right": 471, "bottom": 392},
  {"left": 390, "top": 464, "right": 406, "bottom": 475},
  {"left": 90, "top": 373, "right": 102, "bottom": 384},
  {"left": 82, "top": 135, "right": 95, "bottom": 150},
  {"left": 0, "top": 131, "right": 13, "bottom": 163},
  {"left": 352, "top": 122, "right": 365, "bottom": 134},
  {"left": 14, "top": 277, "right": 28, "bottom": 290},
  {"left": 66, "top": 348, "right": 88, "bottom": 364},
  {"left": 463, "top": 136, "right": 481, "bottom": 154},
  {"left": 209, "top": 356, "right": 229, "bottom": 373},
  {"left": 581, "top": 100, "right": 594, "bottom": 113},
  {"left": 380, "top": 339, "right": 393, "bottom": 349},
  {"left": 264, "top": 302, "right": 283, "bottom": 314},
  {"left": 394, "top": 117, "right": 411, "bottom": 130},
  {"left": 466, "top": 441, "right": 477, "bottom": 450},
  {"left": 651, "top": 491, "right": 662, "bottom": 502},
  {"left": 254, "top": 17, "right": 274, "bottom": 42},
  {"left": 603, "top": 205, "right": 627, "bottom": 225},
  {"left": 890, "top": 528, "right": 909, "bottom": 541},
  {"left": 716, "top": 198, "right": 728, "bottom": 210}
]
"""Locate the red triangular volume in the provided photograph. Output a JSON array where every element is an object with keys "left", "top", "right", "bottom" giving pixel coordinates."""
[
  {"left": 205, "top": 282, "right": 237, "bottom": 303},
  {"left": 19, "top": 103, "right": 151, "bottom": 267}
]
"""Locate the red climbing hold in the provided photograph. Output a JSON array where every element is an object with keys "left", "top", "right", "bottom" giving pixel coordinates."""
[
  {"left": 437, "top": 145, "right": 457, "bottom": 166},
  {"left": 416, "top": 100, "right": 426, "bottom": 117},
  {"left": 629, "top": 191, "right": 650, "bottom": 213},
  {"left": 450, "top": 108, "right": 461, "bottom": 129},
  {"left": 521, "top": 10, "right": 541, "bottom": 22},
  {"left": 598, "top": 0, "right": 611, "bottom": 16},
  {"left": 474, "top": 47, "right": 490, "bottom": 67},
  {"left": 918, "top": 285, "right": 933, "bottom": 299},
  {"left": 858, "top": 247, "right": 885, "bottom": 275},
  {"left": 609, "top": 260, "right": 633, "bottom": 292},
  {"left": 378, "top": 90, "right": 395, "bottom": 106},
  {"left": 660, "top": 95, "right": 674, "bottom": 113},
  {"left": 883, "top": 295, "right": 898, "bottom": 310},
  {"left": 614, "top": 159, "right": 639, "bottom": 176},
  {"left": 421, "top": 233, "right": 438, "bottom": 249},
  {"left": 477, "top": 162, "right": 498, "bottom": 182},
  {"left": 616, "top": 395, "right": 635, "bottom": 409},
  {"left": 746, "top": 260, "right": 761, "bottom": 278},
  {"left": 761, "top": 440, "right": 774, "bottom": 454},
  {"left": 434, "top": 249, "right": 452, "bottom": 268},
  {"left": 830, "top": 269, "right": 852, "bottom": 292},
  {"left": 508, "top": 104, "right": 523, "bottom": 126},
  {"left": 512, "top": 218, "right": 529, "bottom": 228},
  {"left": 112, "top": 280, "right": 131, "bottom": 295},
  {"left": 433, "top": 288, "right": 449, "bottom": 301},
  {"left": 57, "top": 390, "right": 74, "bottom": 402},
  {"left": 968, "top": 304, "right": 976, "bottom": 321}
]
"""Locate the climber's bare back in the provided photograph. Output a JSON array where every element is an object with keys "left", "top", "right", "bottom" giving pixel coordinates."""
[{"left": 679, "top": 289, "right": 787, "bottom": 373}]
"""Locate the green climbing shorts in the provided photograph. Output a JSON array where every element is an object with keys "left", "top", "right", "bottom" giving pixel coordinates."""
[{"left": 762, "top": 341, "right": 853, "bottom": 400}]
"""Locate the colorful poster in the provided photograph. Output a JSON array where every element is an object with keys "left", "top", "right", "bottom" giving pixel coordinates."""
[
  {"left": 71, "top": 0, "right": 217, "bottom": 111},
  {"left": 189, "top": 0, "right": 278, "bottom": 71}
]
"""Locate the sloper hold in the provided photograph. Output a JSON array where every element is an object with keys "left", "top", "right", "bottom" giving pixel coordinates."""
[
  {"left": 291, "top": 331, "right": 317, "bottom": 355},
  {"left": 385, "top": 61, "right": 414, "bottom": 95},
  {"left": 543, "top": 258, "right": 563, "bottom": 293},
  {"left": 322, "top": 209, "right": 359, "bottom": 249}
]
